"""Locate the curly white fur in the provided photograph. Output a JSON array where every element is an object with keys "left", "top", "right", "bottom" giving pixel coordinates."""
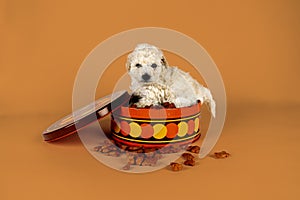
[
  {"left": 127, "top": 43, "right": 216, "bottom": 117},
  {"left": 132, "top": 83, "right": 174, "bottom": 107}
]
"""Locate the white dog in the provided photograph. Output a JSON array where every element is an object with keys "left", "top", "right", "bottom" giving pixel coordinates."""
[{"left": 126, "top": 43, "right": 216, "bottom": 117}]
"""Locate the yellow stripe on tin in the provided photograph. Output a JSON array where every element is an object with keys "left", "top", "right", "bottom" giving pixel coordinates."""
[
  {"left": 177, "top": 122, "right": 188, "bottom": 137},
  {"left": 112, "top": 131, "right": 200, "bottom": 144},
  {"left": 194, "top": 118, "right": 199, "bottom": 132},
  {"left": 129, "top": 122, "right": 142, "bottom": 138},
  {"left": 116, "top": 113, "right": 201, "bottom": 123},
  {"left": 153, "top": 124, "right": 167, "bottom": 139}
]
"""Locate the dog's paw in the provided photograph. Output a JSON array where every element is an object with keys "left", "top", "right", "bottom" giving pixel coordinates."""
[{"left": 130, "top": 83, "right": 175, "bottom": 108}]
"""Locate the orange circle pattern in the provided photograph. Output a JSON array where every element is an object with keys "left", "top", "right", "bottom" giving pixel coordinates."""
[
  {"left": 166, "top": 123, "right": 178, "bottom": 139},
  {"left": 140, "top": 123, "right": 154, "bottom": 139},
  {"left": 120, "top": 121, "right": 130, "bottom": 136},
  {"left": 112, "top": 116, "right": 200, "bottom": 140}
]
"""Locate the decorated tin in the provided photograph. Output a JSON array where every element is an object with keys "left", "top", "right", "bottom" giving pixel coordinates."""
[{"left": 111, "top": 102, "right": 201, "bottom": 148}]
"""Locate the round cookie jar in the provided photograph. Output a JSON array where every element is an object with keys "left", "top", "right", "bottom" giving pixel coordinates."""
[{"left": 110, "top": 102, "right": 201, "bottom": 148}]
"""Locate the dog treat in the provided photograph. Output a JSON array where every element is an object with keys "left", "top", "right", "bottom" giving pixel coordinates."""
[
  {"left": 94, "top": 139, "right": 206, "bottom": 171},
  {"left": 213, "top": 151, "right": 231, "bottom": 159},
  {"left": 127, "top": 153, "right": 137, "bottom": 165},
  {"left": 122, "top": 163, "right": 131, "bottom": 170},
  {"left": 162, "top": 102, "right": 176, "bottom": 108},
  {"left": 124, "top": 151, "right": 161, "bottom": 167},
  {"left": 182, "top": 153, "right": 195, "bottom": 161},
  {"left": 183, "top": 160, "right": 196, "bottom": 166},
  {"left": 94, "top": 140, "right": 122, "bottom": 156},
  {"left": 127, "top": 146, "right": 143, "bottom": 152},
  {"left": 141, "top": 157, "right": 158, "bottom": 166},
  {"left": 99, "top": 146, "right": 110, "bottom": 153},
  {"left": 135, "top": 155, "right": 145, "bottom": 166},
  {"left": 170, "top": 162, "right": 183, "bottom": 171},
  {"left": 118, "top": 144, "right": 128, "bottom": 153},
  {"left": 105, "top": 151, "right": 121, "bottom": 157},
  {"left": 93, "top": 146, "right": 102, "bottom": 152},
  {"left": 186, "top": 145, "right": 200, "bottom": 154}
]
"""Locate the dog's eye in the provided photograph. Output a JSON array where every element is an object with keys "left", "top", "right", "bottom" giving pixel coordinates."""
[
  {"left": 135, "top": 63, "right": 142, "bottom": 68},
  {"left": 151, "top": 63, "right": 157, "bottom": 69}
]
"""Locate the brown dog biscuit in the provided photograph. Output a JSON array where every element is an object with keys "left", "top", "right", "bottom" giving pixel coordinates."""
[
  {"left": 186, "top": 145, "right": 200, "bottom": 154},
  {"left": 182, "top": 153, "right": 195, "bottom": 161},
  {"left": 170, "top": 162, "right": 183, "bottom": 171},
  {"left": 213, "top": 151, "right": 231, "bottom": 159}
]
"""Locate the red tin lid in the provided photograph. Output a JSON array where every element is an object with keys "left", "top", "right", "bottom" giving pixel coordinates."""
[{"left": 42, "top": 91, "right": 130, "bottom": 142}]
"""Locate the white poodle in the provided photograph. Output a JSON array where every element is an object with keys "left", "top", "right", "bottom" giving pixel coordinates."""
[{"left": 126, "top": 43, "right": 216, "bottom": 117}]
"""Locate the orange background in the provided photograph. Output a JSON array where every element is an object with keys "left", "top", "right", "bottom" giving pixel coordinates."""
[{"left": 1, "top": 0, "right": 300, "bottom": 200}]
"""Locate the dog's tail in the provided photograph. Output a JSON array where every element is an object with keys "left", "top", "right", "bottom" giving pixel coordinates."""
[{"left": 198, "top": 86, "right": 216, "bottom": 118}]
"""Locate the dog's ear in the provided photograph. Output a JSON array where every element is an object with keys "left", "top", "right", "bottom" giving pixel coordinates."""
[
  {"left": 126, "top": 61, "right": 131, "bottom": 71},
  {"left": 161, "top": 56, "right": 168, "bottom": 67},
  {"left": 126, "top": 54, "right": 132, "bottom": 71}
]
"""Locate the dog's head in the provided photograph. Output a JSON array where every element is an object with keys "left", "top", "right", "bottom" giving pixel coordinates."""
[{"left": 126, "top": 43, "right": 168, "bottom": 84}]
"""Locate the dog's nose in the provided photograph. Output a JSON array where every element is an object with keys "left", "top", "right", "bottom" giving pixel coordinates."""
[{"left": 142, "top": 73, "right": 151, "bottom": 81}]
